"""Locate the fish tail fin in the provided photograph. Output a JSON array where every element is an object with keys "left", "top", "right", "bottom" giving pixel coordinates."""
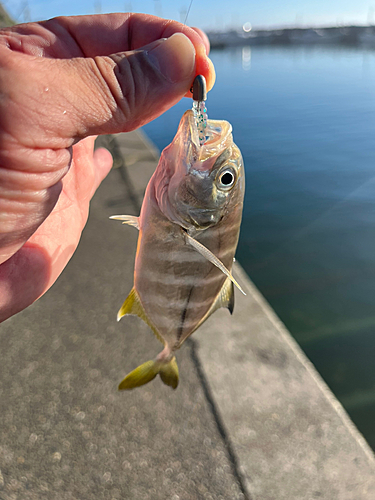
[
  {"left": 118, "top": 356, "right": 179, "bottom": 391},
  {"left": 159, "top": 357, "right": 179, "bottom": 389},
  {"left": 118, "top": 360, "right": 159, "bottom": 390}
]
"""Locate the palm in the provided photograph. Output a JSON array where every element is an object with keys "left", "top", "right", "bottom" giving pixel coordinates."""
[
  {"left": 28, "top": 136, "right": 108, "bottom": 284},
  {"left": 0, "top": 133, "right": 109, "bottom": 322}
]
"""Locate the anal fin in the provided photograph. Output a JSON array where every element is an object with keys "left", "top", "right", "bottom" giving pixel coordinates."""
[
  {"left": 194, "top": 277, "right": 235, "bottom": 333},
  {"left": 218, "top": 278, "right": 235, "bottom": 315}
]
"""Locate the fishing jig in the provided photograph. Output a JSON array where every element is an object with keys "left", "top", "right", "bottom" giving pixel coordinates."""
[{"left": 192, "top": 75, "right": 208, "bottom": 146}]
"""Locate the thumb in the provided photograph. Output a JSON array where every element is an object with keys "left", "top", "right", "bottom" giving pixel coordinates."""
[{"left": 67, "top": 32, "right": 200, "bottom": 139}]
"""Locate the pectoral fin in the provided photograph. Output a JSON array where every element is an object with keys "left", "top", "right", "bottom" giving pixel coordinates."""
[
  {"left": 184, "top": 233, "right": 246, "bottom": 295},
  {"left": 110, "top": 215, "right": 139, "bottom": 229}
]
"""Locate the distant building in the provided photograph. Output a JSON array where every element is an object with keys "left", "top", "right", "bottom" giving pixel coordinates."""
[{"left": 207, "top": 25, "right": 375, "bottom": 49}]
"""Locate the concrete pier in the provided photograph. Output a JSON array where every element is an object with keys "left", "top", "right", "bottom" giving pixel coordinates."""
[{"left": 0, "top": 130, "right": 374, "bottom": 499}]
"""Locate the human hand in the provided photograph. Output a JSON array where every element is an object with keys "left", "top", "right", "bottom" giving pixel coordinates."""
[{"left": 0, "top": 13, "right": 215, "bottom": 322}]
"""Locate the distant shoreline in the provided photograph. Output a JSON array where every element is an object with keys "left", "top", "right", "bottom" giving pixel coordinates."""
[{"left": 207, "top": 25, "right": 375, "bottom": 48}]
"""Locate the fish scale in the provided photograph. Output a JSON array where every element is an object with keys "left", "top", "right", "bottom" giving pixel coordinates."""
[
  {"left": 136, "top": 201, "right": 226, "bottom": 343},
  {"left": 111, "top": 103, "right": 245, "bottom": 391}
]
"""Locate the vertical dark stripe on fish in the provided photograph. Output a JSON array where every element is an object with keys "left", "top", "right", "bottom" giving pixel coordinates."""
[{"left": 176, "top": 286, "right": 194, "bottom": 345}]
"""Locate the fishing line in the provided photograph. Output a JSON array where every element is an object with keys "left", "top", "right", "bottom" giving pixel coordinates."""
[{"left": 184, "top": 0, "right": 194, "bottom": 25}]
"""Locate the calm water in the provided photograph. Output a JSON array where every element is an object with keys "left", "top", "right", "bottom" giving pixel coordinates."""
[{"left": 143, "top": 45, "right": 375, "bottom": 449}]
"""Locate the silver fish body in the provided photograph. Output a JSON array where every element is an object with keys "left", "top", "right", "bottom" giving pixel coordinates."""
[{"left": 112, "top": 109, "right": 245, "bottom": 390}]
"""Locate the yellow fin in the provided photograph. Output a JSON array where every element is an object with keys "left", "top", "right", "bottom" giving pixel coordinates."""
[
  {"left": 118, "top": 357, "right": 179, "bottom": 391},
  {"left": 117, "top": 288, "right": 164, "bottom": 345},
  {"left": 159, "top": 357, "right": 179, "bottom": 389},
  {"left": 213, "top": 277, "right": 235, "bottom": 315},
  {"left": 118, "top": 360, "right": 158, "bottom": 390},
  {"left": 191, "top": 278, "right": 235, "bottom": 336},
  {"left": 117, "top": 287, "right": 141, "bottom": 321}
]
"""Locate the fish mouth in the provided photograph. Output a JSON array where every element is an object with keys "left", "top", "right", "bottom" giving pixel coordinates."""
[{"left": 177, "top": 110, "right": 234, "bottom": 163}]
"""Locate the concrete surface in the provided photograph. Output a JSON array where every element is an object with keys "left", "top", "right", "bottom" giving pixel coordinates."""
[
  {"left": 0, "top": 129, "right": 374, "bottom": 500},
  {"left": 197, "top": 264, "right": 375, "bottom": 499}
]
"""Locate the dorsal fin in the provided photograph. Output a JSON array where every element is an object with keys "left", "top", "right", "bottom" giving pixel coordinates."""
[
  {"left": 110, "top": 215, "right": 139, "bottom": 229},
  {"left": 117, "top": 288, "right": 165, "bottom": 345}
]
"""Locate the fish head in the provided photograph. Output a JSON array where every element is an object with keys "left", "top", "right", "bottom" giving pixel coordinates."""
[{"left": 156, "top": 110, "right": 244, "bottom": 230}]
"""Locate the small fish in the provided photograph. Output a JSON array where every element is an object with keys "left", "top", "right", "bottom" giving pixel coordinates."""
[{"left": 111, "top": 107, "right": 245, "bottom": 390}]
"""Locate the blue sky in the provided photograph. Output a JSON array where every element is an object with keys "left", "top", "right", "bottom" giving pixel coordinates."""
[{"left": 5, "top": 0, "right": 375, "bottom": 30}]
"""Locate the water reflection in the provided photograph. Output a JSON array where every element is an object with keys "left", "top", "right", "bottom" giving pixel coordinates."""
[{"left": 242, "top": 46, "right": 251, "bottom": 71}]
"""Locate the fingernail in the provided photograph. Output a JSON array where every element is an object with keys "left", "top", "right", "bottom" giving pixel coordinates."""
[
  {"left": 147, "top": 33, "right": 196, "bottom": 83},
  {"left": 206, "top": 57, "right": 216, "bottom": 91}
]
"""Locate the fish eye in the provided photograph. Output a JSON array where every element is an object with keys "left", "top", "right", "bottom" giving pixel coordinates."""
[{"left": 217, "top": 167, "right": 236, "bottom": 190}]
